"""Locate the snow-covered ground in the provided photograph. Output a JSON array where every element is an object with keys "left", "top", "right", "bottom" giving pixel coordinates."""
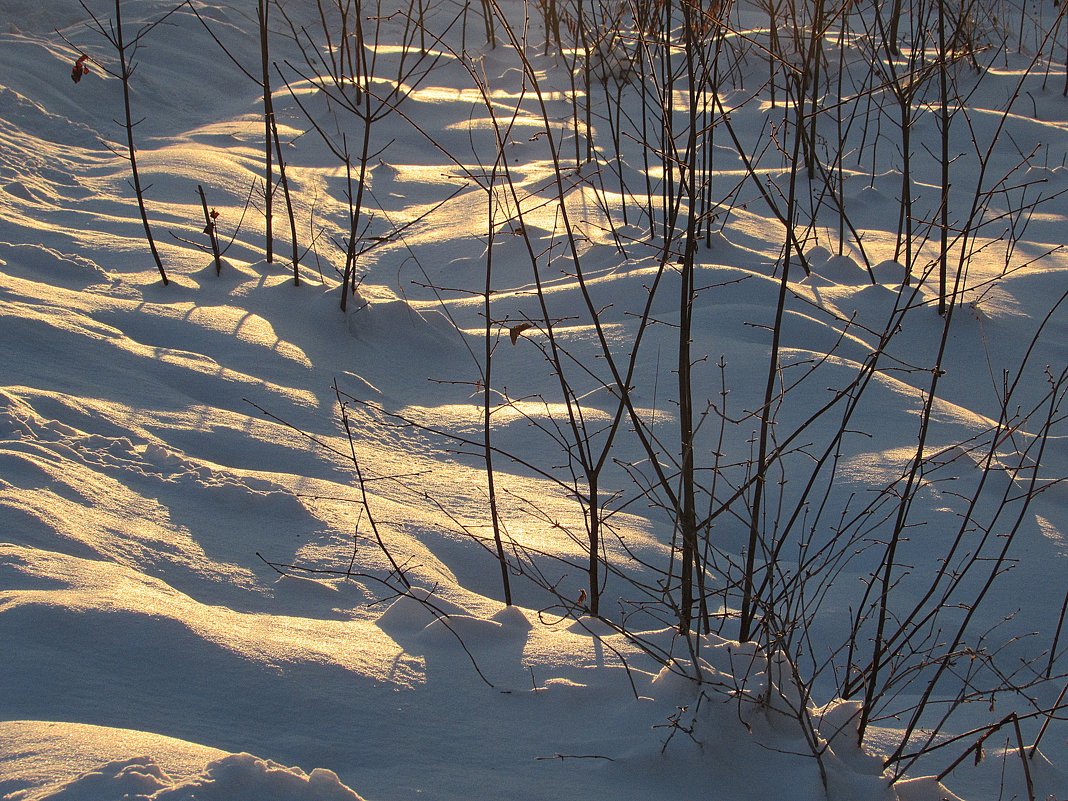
[{"left": 1, "top": 0, "right": 1067, "bottom": 799}]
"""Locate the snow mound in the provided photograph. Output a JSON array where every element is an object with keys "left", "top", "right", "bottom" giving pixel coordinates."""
[
  {"left": 346, "top": 293, "right": 457, "bottom": 350},
  {"left": 34, "top": 753, "right": 366, "bottom": 801},
  {"left": 376, "top": 587, "right": 470, "bottom": 633},
  {"left": 893, "top": 776, "right": 966, "bottom": 801},
  {"left": 490, "top": 604, "right": 532, "bottom": 630},
  {"left": 564, "top": 615, "right": 619, "bottom": 637},
  {"left": 0, "top": 242, "right": 110, "bottom": 288},
  {"left": 419, "top": 612, "right": 504, "bottom": 645},
  {"left": 822, "top": 254, "right": 871, "bottom": 285},
  {"left": 871, "top": 259, "right": 907, "bottom": 284}
]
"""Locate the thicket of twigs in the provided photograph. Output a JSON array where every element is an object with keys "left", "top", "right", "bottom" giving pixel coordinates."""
[{"left": 67, "top": 0, "right": 1068, "bottom": 794}]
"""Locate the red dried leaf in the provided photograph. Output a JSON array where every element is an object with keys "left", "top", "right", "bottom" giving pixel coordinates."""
[{"left": 71, "top": 55, "right": 90, "bottom": 84}]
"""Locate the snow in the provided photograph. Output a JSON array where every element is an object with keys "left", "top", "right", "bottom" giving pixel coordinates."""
[
  {"left": 5, "top": 745, "right": 366, "bottom": 801},
  {"left": 1, "top": 0, "right": 1067, "bottom": 799}
]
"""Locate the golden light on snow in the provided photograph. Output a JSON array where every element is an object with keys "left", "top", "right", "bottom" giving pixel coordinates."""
[
  {"left": 3, "top": 0, "right": 1068, "bottom": 797},
  {"left": 0, "top": 720, "right": 228, "bottom": 790}
]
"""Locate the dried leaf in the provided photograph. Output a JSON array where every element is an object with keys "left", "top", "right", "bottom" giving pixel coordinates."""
[
  {"left": 71, "top": 54, "right": 89, "bottom": 84},
  {"left": 509, "top": 323, "right": 533, "bottom": 345}
]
